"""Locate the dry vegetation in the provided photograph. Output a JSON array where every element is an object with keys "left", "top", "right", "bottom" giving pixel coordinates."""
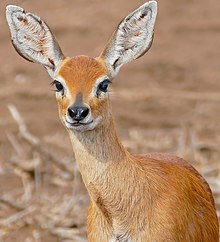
[
  {"left": 0, "top": 103, "right": 219, "bottom": 241},
  {"left": 0, "top": 0, "right": 220, "bottom": 241},
  {"left": 0, "top": 105, "right": 88, "bottom": 241}
]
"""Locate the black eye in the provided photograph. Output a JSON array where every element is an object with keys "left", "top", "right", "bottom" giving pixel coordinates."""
[
  {"left": 97, "top": 79, "right": 111, "bottom": 94},
  {"left": 51, "top": 80, "right": 64, "bottom": 93}
]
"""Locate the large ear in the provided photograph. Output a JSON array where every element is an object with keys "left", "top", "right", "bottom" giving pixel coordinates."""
[
  {"left": 6, "top": 5, "right": 65, "bottom": 78},
  {"left": 99, "top": 1, "right": 157, "bottom": 78}
]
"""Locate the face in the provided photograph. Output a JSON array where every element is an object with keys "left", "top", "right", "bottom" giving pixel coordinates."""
[
  {"left": 53, "top": 56, "right": 111, "bottom": 132},
  {"left": 7, "top": 3, "right": 156, "bottom": 133}
]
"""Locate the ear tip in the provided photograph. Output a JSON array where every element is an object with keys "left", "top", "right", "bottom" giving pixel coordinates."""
[
  {"left": 6, "top": 5, "right": 24, "bottom": 14},
  {"left": 149, "top": 0, "right": 157, "bottom": 6},
  {"left": 141, "top": 1, "right": 157, "bottom": 19},
  {"left": 144, "top": 1, "right": 157, "bottom": 11},
  {"left": 6, "top": 5, "right": 25, "bottom": 24}
]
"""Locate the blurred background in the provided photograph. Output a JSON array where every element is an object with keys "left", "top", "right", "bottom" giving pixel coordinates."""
[{"left": 0, "top": 0, "right": 220, "bottom": 241}]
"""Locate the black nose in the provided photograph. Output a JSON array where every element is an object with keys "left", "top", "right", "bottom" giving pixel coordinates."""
[{"left": 68, "top": 106, "right": 89, "bottom": 121}]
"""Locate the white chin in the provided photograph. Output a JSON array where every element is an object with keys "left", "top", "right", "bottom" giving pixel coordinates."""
[{"left": 65, "top": 117, "right": 102, "bottom": 132}]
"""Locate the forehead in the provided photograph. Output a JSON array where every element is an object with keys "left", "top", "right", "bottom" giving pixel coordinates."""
[{"left": 57, "top": 56, "right": 107, "bottom": 93}]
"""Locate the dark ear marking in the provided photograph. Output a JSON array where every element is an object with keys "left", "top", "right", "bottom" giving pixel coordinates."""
[
  {"left": 99, "top": 1, "right": 157, "bottom": 78},
  {"left": 48, "top": 58, "right": 55, "bottom": 70},
  {"left": 6, "top": 5, "right": 65, "bottom": 77},
  {"left": 113, "top": 58, "right": 119, "bottom": 70}
]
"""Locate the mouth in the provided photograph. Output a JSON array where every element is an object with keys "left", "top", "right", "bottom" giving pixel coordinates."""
[
  {"left": 66, "top": 120, "right": 93, "bottom": 127},
  {"left": 65, "top": 116, "right": 102, "bottom": 132}
]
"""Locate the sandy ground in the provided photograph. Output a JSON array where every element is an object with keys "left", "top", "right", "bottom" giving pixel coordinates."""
[{"left": 0, "top": 0, "right": 220, "bottom": 241}]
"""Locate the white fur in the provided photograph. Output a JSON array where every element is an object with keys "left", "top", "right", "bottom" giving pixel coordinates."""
[
  {"left": 6, "top": 5, "right": 64, "bottom": 78},
  {"left": 65, "top": 115, "right": 102, "bottom": 132},
  {"left": 101, "top": 1, "right": 157, "bottom": 77}
]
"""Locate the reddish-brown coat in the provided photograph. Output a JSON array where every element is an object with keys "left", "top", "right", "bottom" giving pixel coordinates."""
[
  {"left": 7, "top": 3, "right": 218, "bottom": 242},
  {"left": 87, "top": 153, "right": 219, "bottom": 241},
  {"left": 56, "top": 56, "right": 219, "bottom": 242}
]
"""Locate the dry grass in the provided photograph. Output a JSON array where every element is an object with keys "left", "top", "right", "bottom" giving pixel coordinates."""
[
  {"left": 0, "top": 104, "right": 219, "bottom": 241},
  {"left": 0, "top": 105, "right": 88, "bottom": 242}
]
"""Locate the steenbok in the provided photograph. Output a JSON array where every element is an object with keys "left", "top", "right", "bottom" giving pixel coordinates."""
[{"left": 6, "top": 1, "right": 219, "bottom": 241}]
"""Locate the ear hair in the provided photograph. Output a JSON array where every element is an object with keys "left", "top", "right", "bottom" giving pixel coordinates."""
[
  {"left": 99, "top": 1, "right": 157, "bottom": 78},
  {"left": 6, "top": 5, "right": 64, "bottom": 78}
]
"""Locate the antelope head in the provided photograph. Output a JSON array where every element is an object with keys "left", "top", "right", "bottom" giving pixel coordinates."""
[{"left": 6, "top": 2, "right": 157, "bottom": 133}]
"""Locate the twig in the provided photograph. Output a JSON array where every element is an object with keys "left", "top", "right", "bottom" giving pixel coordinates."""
[
  {"left": 10, "top": 156, "right": 41, "bottom": 173},
  {"left": 195, "top": 142, "right": 220, "bottom": 151},
  {"left": 7, "top": 104, "right": 74, "bottom": 177},
  {"left": 8, "top": 104, "right": 39, "bottom": 145},
  {"left": 34, "top": 152, "right": 42, "bottom": 197},
  {"left": 47, "top": 226, "right": 87, "bottom": 242},
  {"left": 0, "top": 205, "right": 37, "bottom": 227},
  {"left": 0, "top": 195, "right": 25, "bottom": 210},
  {"left": 6, "top": 132, "right": 24, "bottom": 157}
]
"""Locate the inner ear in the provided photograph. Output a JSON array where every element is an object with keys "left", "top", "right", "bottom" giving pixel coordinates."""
[
  {"left": 99, "top": 1, "right": 157, "bottom": 77},
  {"left": 6, "top": 5, "right": 64, "bottom": 76}
]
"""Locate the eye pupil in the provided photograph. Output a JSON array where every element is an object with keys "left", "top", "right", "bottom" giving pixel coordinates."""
[
  {"left": 55, "top": 82, "right": 63, "bottom": 91},
  {"left": 98, "top": 79, "right": 110, "bottom": 93},
  {"left": 52, "top": 80, "right": 63, "bottom": 92}
]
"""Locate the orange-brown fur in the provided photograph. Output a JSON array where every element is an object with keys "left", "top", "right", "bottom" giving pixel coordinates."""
[
  {"left": 7, "top": 3, "right": 219, "bottom": 241},
  {"left": 58, "top": 56, "right": 107, "bottom": 99},
  {"left": 57, "top": 56, "right": 108, "bottom": 123},
  {"left": 55, "top": 56, "right": 219, "bottom": 242}
]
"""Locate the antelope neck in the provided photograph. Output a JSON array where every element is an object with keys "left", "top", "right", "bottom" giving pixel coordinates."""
[{"left": 68, "top": 117, "right": 128, "bottom": 184}]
